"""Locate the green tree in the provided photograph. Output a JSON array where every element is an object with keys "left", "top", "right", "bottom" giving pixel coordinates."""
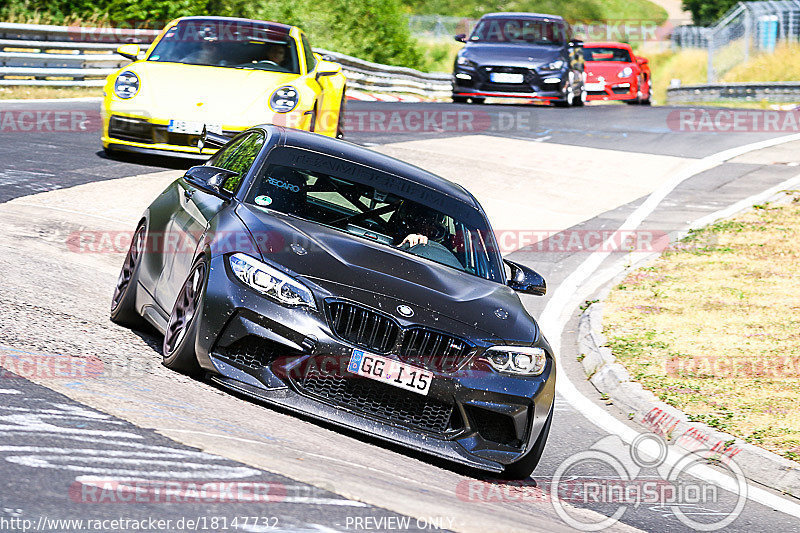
[{"left": 682, "top": 0, "right": 740, "bottom": 26}]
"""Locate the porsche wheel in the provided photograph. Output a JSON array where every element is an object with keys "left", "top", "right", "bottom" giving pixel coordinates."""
[
  {"left": 452, "top": 96, "right": 468, "bottom": 103},
  {"left": 162, "top": 258, "right": 206, "bottom": 374},
  {"left": 110, "top": 223, "right": 147, "bottom": 329},
  {"left": 500, "top": 405, "right": 553, "bottom": 479}
]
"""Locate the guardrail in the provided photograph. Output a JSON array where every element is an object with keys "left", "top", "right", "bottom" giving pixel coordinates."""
[
  {"left": 0, "top": 21, "right": 453, "bottom": 96},
  {"left": 667, "top": 82, "right": 800, "bottom": 103}
]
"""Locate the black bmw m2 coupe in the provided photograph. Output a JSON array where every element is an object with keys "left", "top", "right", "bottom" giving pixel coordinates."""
[{"left": 111, "top": 125, "right": 555, "bottom": 478}]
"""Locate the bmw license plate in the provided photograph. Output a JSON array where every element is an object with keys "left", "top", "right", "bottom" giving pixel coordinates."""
[
  {"left": 585, "top": 83, "right": 605, "bottom": 92},
  {"left": 490, "top": 72, "right": 524, "bottom": 84},
  {"left": 347, "top": 349, "right": 433, "bottom": 396},
  {"left": 167, "top": 120, "right": 222, "bottom": 135}
]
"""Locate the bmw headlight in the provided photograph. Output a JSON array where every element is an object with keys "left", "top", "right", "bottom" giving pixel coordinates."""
[
  {"left": 114, "top": 71, "right": 139, "bottom": 99},
  {"left": 484, "top": 346, "right": 547, "bottom": 376},
  {"left": 269, "top": 86, "right": 299, "bottom": 113},
  {"left": 541, "top": 59, "right": 565, "bottom": 71},
  {"left": 456, "top": 55, "right": 476, "bottom": 68},
  {"left": 618, "top": 67, "right": 633, "bottom": 78},
  {"left": 229, "top": 253, "right": 316, "bottom": 309}
]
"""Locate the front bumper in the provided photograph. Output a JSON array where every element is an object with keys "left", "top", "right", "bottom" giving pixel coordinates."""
[
  {"left": 585, "top": 79, "right": 637, "bottom": 101},
  {"left": 452, "top": 65, "right": 566, "bottom": 101},
  {"left": 193, "top": 255, "right": 556, "bottom": 473},
  {"left": 101, "top": 114, "right": 243, "bottom": 157}
]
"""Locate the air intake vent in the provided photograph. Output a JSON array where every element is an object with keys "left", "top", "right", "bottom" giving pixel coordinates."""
[{"left": 327, "top": 302, "right": 399, "bottom": 353}]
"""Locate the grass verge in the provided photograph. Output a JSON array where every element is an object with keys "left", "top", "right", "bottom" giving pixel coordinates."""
[{"left": 603, "top": 191, "right": 800, "bottom": 462}]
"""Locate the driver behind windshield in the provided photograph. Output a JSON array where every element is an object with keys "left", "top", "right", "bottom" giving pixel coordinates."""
[{"left": 389, "top": 200, "right": 448, "bottom": 248}]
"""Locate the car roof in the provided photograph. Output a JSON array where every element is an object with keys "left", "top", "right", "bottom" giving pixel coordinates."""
[
  {"left": 174, "top": 15, "right": 293, "bottom": 34},
  {"left": 264, "top": 126, "right": 479, "bottom": 208},
  {"left": 480, "top": 12, "right": 566, "bottom": 21}
]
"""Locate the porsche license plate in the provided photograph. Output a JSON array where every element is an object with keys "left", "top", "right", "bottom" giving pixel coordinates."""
[
  {"left": 347, "top": 349, "right": 433, "bottom": 396},
  {"left": 490, "top": 72, "right": 524, "bottom": 84},
  {"left": 585, "top": 83, "right": 605, "bottom": 92},
  {"left": 167, "top": 120, "right": 222, "bottom": 135}
]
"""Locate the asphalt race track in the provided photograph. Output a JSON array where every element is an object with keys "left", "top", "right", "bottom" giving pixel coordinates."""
[{"left": 1, "top": 97, "right": 800, "bottom": 532}]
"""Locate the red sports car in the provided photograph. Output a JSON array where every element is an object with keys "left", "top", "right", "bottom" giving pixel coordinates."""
[{"left": 583, "top": 42, "right": 651, "bottom": 104}]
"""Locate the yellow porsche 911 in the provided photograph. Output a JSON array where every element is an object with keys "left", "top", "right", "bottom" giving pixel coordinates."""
[{"left": 101, "top": 16, "right": 347, "bottom": 158}]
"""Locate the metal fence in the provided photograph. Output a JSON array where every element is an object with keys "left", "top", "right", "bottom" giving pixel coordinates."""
[
  {"left": 0, "top": 21, "right": 453, "bottom": 96},
  {"left": 671, "top": 1, "right": 800, "bottom": 82},
  {"left": 667, "top": 81, "right": 800, "bottom": 103}
]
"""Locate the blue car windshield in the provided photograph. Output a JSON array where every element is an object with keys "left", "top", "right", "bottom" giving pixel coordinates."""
[
  {"left": 469, "top": 18, "right": 569, "bottom": 45},
  {"left": 148, "top": 20, "right": 300, "bottom": 74}
]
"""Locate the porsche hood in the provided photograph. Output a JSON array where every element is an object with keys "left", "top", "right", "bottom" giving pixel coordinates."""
[{"left": 106, "top": 62, "right": 300, "bottom": 125}]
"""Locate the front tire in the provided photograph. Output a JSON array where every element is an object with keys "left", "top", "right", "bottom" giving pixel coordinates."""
[
  {"left": 110, "top": 223, "right": 147, "bottom": 329},
  {"left": 162, "top": 258, "right": 207, "bottom": 374},
  {"left": 500, "top": 404, "right": 554, "bottom": 479},
  {"left": 452, "top": 95, "right": 468, "bottom": 103}
]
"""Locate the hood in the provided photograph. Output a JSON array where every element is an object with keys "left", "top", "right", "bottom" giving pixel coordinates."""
[
  {"left": 108, "top": 61, "right": 301, "bottom": 125},
  {"left": 461, "top": 43, "right": 562, "bottom": 68},
  {"left": 585, "top": 61, "right": 633, "bottom": 81},
  {"left": 235, "top": 204, "right": 540, "bottom": 343}
]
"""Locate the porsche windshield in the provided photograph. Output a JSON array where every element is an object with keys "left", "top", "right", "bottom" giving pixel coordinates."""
[
  {"left": 584, "top": 47, "right": 633, "bottom": 62},
  {"left": 244, "top": 149, "right": 503, "bottom": 281},
  {"left": 469, "top": 18, "right": 569, "bottom": 45},
  {"left": 148, "top": 20, "right": 301, "bottom": 74}
]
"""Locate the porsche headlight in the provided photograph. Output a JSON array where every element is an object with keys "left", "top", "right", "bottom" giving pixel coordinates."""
[
  {"left": 541, "top": 59, "right": 565, "bottom": 71},
  {"left": 618, "top": 66, "right": 633, "bottom": 78},
  {"left": 269, "top": 86, "right": 299, "bottom": 113},
  {"left": 456, "top": 55, "right": 476, "bottom": 68},
  {"left": 484, "top": 346, "right": 547, "bottom": 376},
  {"left": 114, "top": 71, "right": 139, "bottom": 99},
  {"left": 229, "top": 253, "right": 316, "bottom": 309}
]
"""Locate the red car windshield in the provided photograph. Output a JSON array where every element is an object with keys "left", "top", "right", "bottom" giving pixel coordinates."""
[
  {"left": 584, "top": 47, "right": 633, "bottom": 63},
  {"left": 148, "top": 20, "right": 300, "bottom": 74}
]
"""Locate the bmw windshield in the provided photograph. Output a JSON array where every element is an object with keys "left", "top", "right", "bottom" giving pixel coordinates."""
[
  {"left": 148, "top": 19, "right": 301, "bottom": 74},
  {"left": 244, "top": 147, "right": 504, "bottom": 282}
]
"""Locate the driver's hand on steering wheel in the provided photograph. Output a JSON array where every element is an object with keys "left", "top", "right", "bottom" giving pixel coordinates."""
[{"left": 400, "top": 234, "right": 428, "bottom": 247}]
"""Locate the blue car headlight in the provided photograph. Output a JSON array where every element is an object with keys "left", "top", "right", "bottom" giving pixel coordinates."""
[
  {"left": 114, "top": 71, "right": 139, "bottom": 99},
  {"left": 456, "top": 55, "right": 476, "bottom": 68},
  {"left": 269, "top": 86, "right": 299, "bottom": 113},
  {"left": 229, "top": 253, "right": 316, "bottom": 309},
  {"left": 484, "top": 346, "right": 547, "bottom": 376},
  {"left": 540, "top": 59, "right": 565, "bottom": 72}
]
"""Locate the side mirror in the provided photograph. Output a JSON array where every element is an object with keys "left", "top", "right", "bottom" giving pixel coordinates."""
[
  {"left": 116, "top": 43, "right": 141, "bottom": 61},
  {"left": 637, "top": 57, "right": 649, "bottom": 65},
  {"left": 454, "top": 33, "right": 467, "bottom": 43},
  {"left": 504, "top": 259, "right": 546, "bottom": 296},
  {"left": 183, "top": 165, "right": 238, "bottom": 197},
  {"left": 197, "top": 125, "right": 234, "bottom": 153},
  {"left": 315, "top": 59, "right": 341, "bottom": 81}
]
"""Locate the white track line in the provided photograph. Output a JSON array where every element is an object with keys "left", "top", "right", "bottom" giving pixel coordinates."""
[{"left": 539, "top": 132, "right": 800, "bottom": 517}]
